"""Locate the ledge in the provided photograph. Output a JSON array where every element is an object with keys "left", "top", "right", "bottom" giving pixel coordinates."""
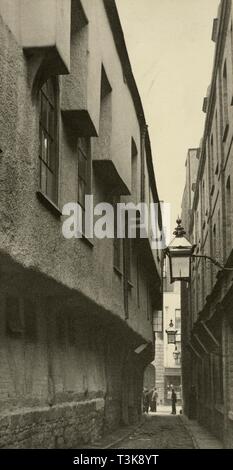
[
  {"left": 21, "top": 0, "right": 71, "bottom": 74},
  {"left": 61, "top": 110, "right": 98, "bottom": 136},
  {"left": 36, "top": 191, "right": 62, "bottom": 218},
  {"left": 93, "top": 160, "right": 130, "bottom": 196}
]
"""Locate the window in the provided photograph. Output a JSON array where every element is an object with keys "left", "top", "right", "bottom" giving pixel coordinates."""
[
  {"left": 77, "top": 137, "right": 91, "bottom": 211},
  {"left": 39, "top": 78, "right": 59, "bottom": 203},
  {"left": 153, "top": 310, "right": 163, "bottom": 333},
  {"left": 210, "top": 135, "right": 214, "bottom": 187},
  {"left": 202, "top": 180, "right": 205, "bottom": 220},
  {"left": 6, "top": 297, "right": 23, "bottom": 336},
  {"left": 212, "top": 224, "right": 217, "bottom": 283},
  {"left": 131, "top": 139, "right": 138, "bottom": 200},
  {"left": 113, "top": 196, "right": 122, "bottom": 272},
  {"left": 123, "top": 211, "right": 132, "bottom": 319},
  {"left": 226, "top": 177, "right": 232, "bottom": 254},
  {"left": 222, "top": 61, "right": 229, "bottom": 138},
  {"left": 175, "top": 309, "right": 181, "bottom": 331},
  {"left": 215, "top": 111, "right": 219, "bottom": 173}
]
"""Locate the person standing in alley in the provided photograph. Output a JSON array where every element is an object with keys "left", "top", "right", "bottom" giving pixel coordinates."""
[
  {"left": 171, "top": 388, "right": 177, "bottom": 415},
  {"left": 143, "top": 388, "right": 150, "bottom": 413},
  {"left": 151, "top": 387, "right": 158, "bottom": 412}
]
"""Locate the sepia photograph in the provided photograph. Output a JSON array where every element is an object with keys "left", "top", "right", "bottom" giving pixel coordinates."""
[{"left": 0, "top": 0, "right": 232, "bottom": 462}]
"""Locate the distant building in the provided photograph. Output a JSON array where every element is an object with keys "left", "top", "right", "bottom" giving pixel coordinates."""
[
  {"left": 0, "top": 0, "right": 162, "bottom": 447},
  {"left": 181, "top": 0, "right": 233, "bottom": 448},
  {"left": 163, "top": 279, "right": 182, "bottom": 405},
  {"left": 153, "top": 271, "right": 181, "bottom": 406}
]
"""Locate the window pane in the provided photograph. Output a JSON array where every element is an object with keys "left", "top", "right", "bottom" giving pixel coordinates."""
[
  {"left": 175, "top": 309, "right": 181, "bottom": 331},
  {"left": 171, "top": 256, "right": 190, "bottom": 279},
  {"left": 41, "top": 131, "right": 48, "bottom": 164},
  {"left": 40, "top": 161, "right": 47, "bottom": 194},
  {"left": 47, "top": 79, "right": 56, "bottom": 106},
  {"left": 48, "top": 139, "right": 56, "bottom": 173},
  {"left": 48, "top": 102, "right": 55, "bottom": 138},
  {"left": 47, "top": 168, "right": 56, "bottom": 201},
  {"left": 41, "top": 93, "right": 48, "bottom": 128},
  {"left": 39, "top": 77, "right": 58, "bottom": 203}
]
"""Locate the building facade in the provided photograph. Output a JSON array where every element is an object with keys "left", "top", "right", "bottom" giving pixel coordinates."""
[
  {"left": 181, "top": 0, "right": 233, "bottom": 448},
  {"left": 0, "top": 0, "right": 162, "bottom": 448},
  {"left": 153, "top": 276, "right": 181, "bottom": 406},
  {"left": 163, "top": 280, "right": 182, "bottom": 405}
]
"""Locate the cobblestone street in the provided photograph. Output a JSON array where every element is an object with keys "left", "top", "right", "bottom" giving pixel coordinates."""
[
  {"left": 112, "top": 410, "right": 194, "bottom": 449},
  {"left": 88, "top": 406, "right": 223, "bottom": 450}
]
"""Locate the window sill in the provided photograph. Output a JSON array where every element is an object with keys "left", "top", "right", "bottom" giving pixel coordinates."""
[
  {"left": 36, "top": 191, "right": 62, "bottom": 218},
  {"left": 114, "top": 266, "right": 123, "bottom": 277},
  {"left": 222, "top": 123, "right": 229, "bottom": 142}
]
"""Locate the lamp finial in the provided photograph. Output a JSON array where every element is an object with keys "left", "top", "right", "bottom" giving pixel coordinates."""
[{"left": 173, "top": 217, "right": 186, "bottom": 237}]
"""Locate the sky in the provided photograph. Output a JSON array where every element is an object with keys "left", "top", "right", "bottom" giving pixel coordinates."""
[{"left": 116, "top": 0, "right": 219, "bottom": 228}]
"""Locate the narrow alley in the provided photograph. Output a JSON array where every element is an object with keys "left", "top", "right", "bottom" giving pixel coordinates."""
[
  {"left": 96, "top": 407, "right": 223, "bottom": 450},
  {"left": 112, "top": 413, "right": 194, "bottom": 449}
]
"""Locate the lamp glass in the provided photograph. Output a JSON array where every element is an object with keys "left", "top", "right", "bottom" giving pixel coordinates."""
[
  {"left": 169, "top": 254, "right": 191, "bottom": 281},
  {"left": 167, "top": 332, "right": 176, "bottom": 344}
]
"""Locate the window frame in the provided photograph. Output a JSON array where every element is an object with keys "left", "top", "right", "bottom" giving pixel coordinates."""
[
  {"left": 77, "top": 136, "right": 92, "bottom": 235},
  {"left": 38, "top": 77, "right": 59, "bottom": 206}
]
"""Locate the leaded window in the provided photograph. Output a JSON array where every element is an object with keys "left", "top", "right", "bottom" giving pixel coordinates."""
[{"left": 39, "top": 78, "right": 58, "bottom": 203}]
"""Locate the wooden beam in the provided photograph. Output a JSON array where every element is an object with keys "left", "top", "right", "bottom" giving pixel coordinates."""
[
  {"left": 194, "top": 333, "right": 209, "bottom": 354},
  {"left": 200, "top": 321, "right": 219, "bottom": 348},
  {"left": 188, "top": 341, "right": 202, "bottom": 360}
]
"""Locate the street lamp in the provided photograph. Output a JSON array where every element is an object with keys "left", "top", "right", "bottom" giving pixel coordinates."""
[
  {"left": 164, "top": 217, "right": 233, "bottom": 284},
  {"left": 173, "top": 345, "right": 181, "bottom": 362},
  {"left": 164, "top": 218, "right": 195, "bottom": 283},
  {"left": 166, "top": 319, "right": 177, "bottom": 344}
]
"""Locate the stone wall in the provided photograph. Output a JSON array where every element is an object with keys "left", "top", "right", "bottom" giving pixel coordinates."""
[
  {"left": 0, "top": 399, "right": 104, "bottom": 449},
  {"left": 0, "top": 291, "right": 146, "bottom": 448}
]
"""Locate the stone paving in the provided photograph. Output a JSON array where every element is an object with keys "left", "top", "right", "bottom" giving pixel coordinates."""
[
  {"left": 111, "top": 412, "right": 194, "bottom": 449},
  {"left": 87, "top": 405, "right": 224, "bottom": 449},
  {"left": 181, "top": 415, "right": 223, "bottom": 449},
  {"left": 92, "top": 405, "right": 223, "bottom": 449}
]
